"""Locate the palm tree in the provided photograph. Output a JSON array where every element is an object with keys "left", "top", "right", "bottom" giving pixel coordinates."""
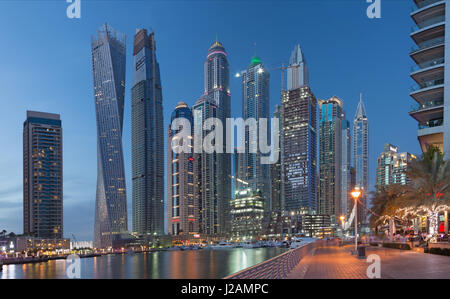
[{"left": 402, "top": 146, "right": 450, "bottom": 237}]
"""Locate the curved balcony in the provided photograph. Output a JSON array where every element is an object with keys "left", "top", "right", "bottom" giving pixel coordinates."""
[
  {"left": 409, "top": 99, "right": 444, "bottom": 122},
  {"left": 414, "top": 0, "right": 445, "bottom": 10},
  {"left": 411, "top": 57, "right": 444, "bottom": 72},
  {"left": 410, "top": 39, "right": 444, "bottom": 64},
  {"left": 410, "top": 22, "right": 444, "bottom": 45},
  {"left": 410, "top": 59, "right": 444, "bottom": 84}
]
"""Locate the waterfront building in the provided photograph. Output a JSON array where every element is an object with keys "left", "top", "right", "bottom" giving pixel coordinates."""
[
  {"left": 353, "top": 96, "right": 369, "bottom": 226},
  {"left": 409, "top": 0, "right": 447, "bottom": 154},
  {"left": 131, "top": 28, "right": 164, "bottom": 236},
  {"left": 341, "top": 119, "right": 352, "bottom": 218},
  {"left": 91, "top": 24, "right": 128, "bottom": 248},
  {"left": 167, "top": 102, "right": 197, "bottom": 235},
  {"left": 237, "top": 55, "right": 271, "bottom": 211},
  {"left": 262, "top": 210, "right": 331, "bottom": 238},
  {"left": 270, "top": 105, "right": 282, "bottom": 211},
  {"left": 376, "top": 144, "right": 416, "bottom": 190},
  {"left": 230, "top": 188, "right": 265, "bottom": 240},
  {"left": 193, "top": 97, "right": 221, "bottom": 235},
  {"left": 23, "top": 111, "right": 63, "bottom": 239},
  {"left": 197, "top": 40, "right": 231, "bottom": 234},
  {"left": 318, "top": 97, "right": 344, "bottom": 225},
  {"left": 282, "top": 46, "right": 317, "bottom": 213}
]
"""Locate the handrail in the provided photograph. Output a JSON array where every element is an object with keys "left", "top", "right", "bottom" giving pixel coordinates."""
[{"left": 224, "top": 240, "right": 323, "bottom": 279}]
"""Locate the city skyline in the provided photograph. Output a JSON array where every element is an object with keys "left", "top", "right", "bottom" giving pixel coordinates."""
[{"left": 0, "top": 1, "right": 419, "bottom": 240}]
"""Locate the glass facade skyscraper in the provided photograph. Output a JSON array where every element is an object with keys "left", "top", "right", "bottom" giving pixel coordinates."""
[
  {"left": 318, "top": 97, "right": 343, "bottom": 225},
  {"left": 23, "top": 111, "right": 63, "bottom": 239},
  {"left": 238, "top": 55, "right": 271, "bottom": 211},
  {"left": 198, "top": 40, "right": 231, "bottom": 234},
  {"left": 353, "top": 96, "right": 369, "bottom": 225},
  {"left": 167, "top": 102, "right": 197, "bottom": 235},
  {"left": 341, "top": 118, "right": 352, "bottom": 217},
  {"left": 282, "top": 45, "right": 317, "bottom": 213},
  {"left": 193, "top": 96, "right": 220, "bottom": 235},
  {"left": 131, "top": 29, "right": 164, "bottom": 236},
  {"left": 270, "top": 105, "right": 282, "bottom": 212},
  {"left": 91, "top": 24, "right": 128, "bottom": 248}
]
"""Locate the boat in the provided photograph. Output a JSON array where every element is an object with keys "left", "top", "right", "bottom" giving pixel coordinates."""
[
  {"left": 242, "top": 241, "right": 260, "bottom": 249},
  {"left": 210, "top": 241, "right": 235, "bottom": 249}
]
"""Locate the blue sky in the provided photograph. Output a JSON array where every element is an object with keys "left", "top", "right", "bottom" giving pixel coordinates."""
[{"left": 0, "top": 0, "right": 418, "bottom": 240}]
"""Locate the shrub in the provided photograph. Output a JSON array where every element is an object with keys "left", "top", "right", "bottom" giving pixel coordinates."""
[
  {"left": 382, "top": 243, "right": 411, "bottom": 250},
  {"left": 426, "top": 247, "right": 450, "bottom": 256}
]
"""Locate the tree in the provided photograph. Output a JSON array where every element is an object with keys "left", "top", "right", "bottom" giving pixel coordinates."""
[
  {"left": 369, "top": 184, "right": 409, "bottom": 234},
  {"left": 401, "top": 146, "right": 450, "bottom": 236}
]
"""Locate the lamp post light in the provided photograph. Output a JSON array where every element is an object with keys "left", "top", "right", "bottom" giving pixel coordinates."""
[
  {"left": 339, "top": 215, "right": 345, "bottom": 246},
  {"left": 351, "top": 188, "right": 362, "bottom": 253}
]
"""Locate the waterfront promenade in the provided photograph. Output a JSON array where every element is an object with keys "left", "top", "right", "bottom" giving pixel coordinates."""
[{"left": 287, "top": 244, "right": 450, "bottom": 279}]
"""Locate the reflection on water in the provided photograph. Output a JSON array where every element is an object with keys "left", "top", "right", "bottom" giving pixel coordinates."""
[{"left": 1, "top": 247, "right": 287, "bottom": 279}]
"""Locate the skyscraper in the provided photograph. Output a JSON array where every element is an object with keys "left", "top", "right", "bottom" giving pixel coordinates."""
[
  {"left": 238, "top": 55, "right": 271, "bottom": 211},
  {"left": 270, "top": 105, "right": 282, "bottom": 212},
  {"left": 200, "top": 40, "right": 231, "bottom": 234},
  {"left": 353, "top": 95, "right": 369, "bottom": 225},
  {"left": 131, "top": 29, "right": 164, "bottom": 236},
  {"left": 318, "top": 97, "right": 344, "bottom": 225},
  {"left": 193, "top": 97, "right": 220, "bottom": 235},
  {"left": 167, "top": 102, "right": 197, "bottom": 235},
  {"left": 91, "top": 24, "right": 128, "bottom": 248},
  {"left": 376, "top": 144, "right": 416, "bottom": 190},
  {"left": 282, "top": 45, "right": 317, "bottom": 213},
  {"left": 409, "top": 0, "right": 446, "bottom": 154},
  {"left": 341, "top": 118, "right": 352, "bottom": 217},
  {"left": 23, "top": 111, "right": 62, "bottom": 239}
]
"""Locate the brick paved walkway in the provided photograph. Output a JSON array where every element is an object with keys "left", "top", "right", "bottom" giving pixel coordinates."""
[{"left": 287, "top": 243, "right": 450, "bottom": 279}]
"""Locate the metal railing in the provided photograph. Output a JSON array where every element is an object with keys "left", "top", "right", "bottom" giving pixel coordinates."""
[
  {"left": 410, "top": 99, "right": 444, "bottom": 112},
  {"left": 411, "top": 58, "right": 444, "bottom": 72},
  {"left": 419, "top": 118, "right": 443, "bottom": 129},
  {"left": 411, "top": 36, "right": 444, "bottom": 53},
  {"left": 411, "top": 78, "right": 444, "bottom": 92},
  {"left": 224, "top": 240, "right": 323, "bottom": 279}
]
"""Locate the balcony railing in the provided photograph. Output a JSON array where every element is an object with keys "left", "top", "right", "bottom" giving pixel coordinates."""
[
  {"left": 418, "top": 118, "right": 443, "bottom": 129},
  {"left": 410, "top": 99, "right": 444, "bottom": 112},
  {"left": 411, "top": 78, "right": 444, "bottom": 92},
  {"left": 411, "top": 36, "right": 445, "bottom": 53},
  {"left": 413, "top": 15, "right": 445, "bottom": 31},
  {"left": 411, "top": 57, "right": 444, "bottom": 72},
  {"left": 415, "top": 0, "right": 443, "bottom": 9}
]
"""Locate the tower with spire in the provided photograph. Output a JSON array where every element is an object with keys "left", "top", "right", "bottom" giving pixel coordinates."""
[
  {"left": 287, "top": 45, "right": 309, "bottom": 90},
  {"left": 281, "top": 45, "right": 317, "bottom": 213},
  {"left": 353, "top": 94, "right": 369, "bottom": 227},
  {"left": 194, "top": 39, "right": 231, "bottom": 235},
  {"left": 236, "top": 53, "right": 271, "bottom": 213}
]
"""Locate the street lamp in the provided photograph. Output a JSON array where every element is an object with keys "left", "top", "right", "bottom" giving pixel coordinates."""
[
  {"left": 351, "top": 188, "right": 362, "bottom": 253},
  {"left": 339, "top": 215, "right": 345, "bottom": 246}
]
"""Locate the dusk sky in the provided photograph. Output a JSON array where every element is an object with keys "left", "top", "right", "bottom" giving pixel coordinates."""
[{"left": 0, "top": 0, "right": 418, "bottom": 240}]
